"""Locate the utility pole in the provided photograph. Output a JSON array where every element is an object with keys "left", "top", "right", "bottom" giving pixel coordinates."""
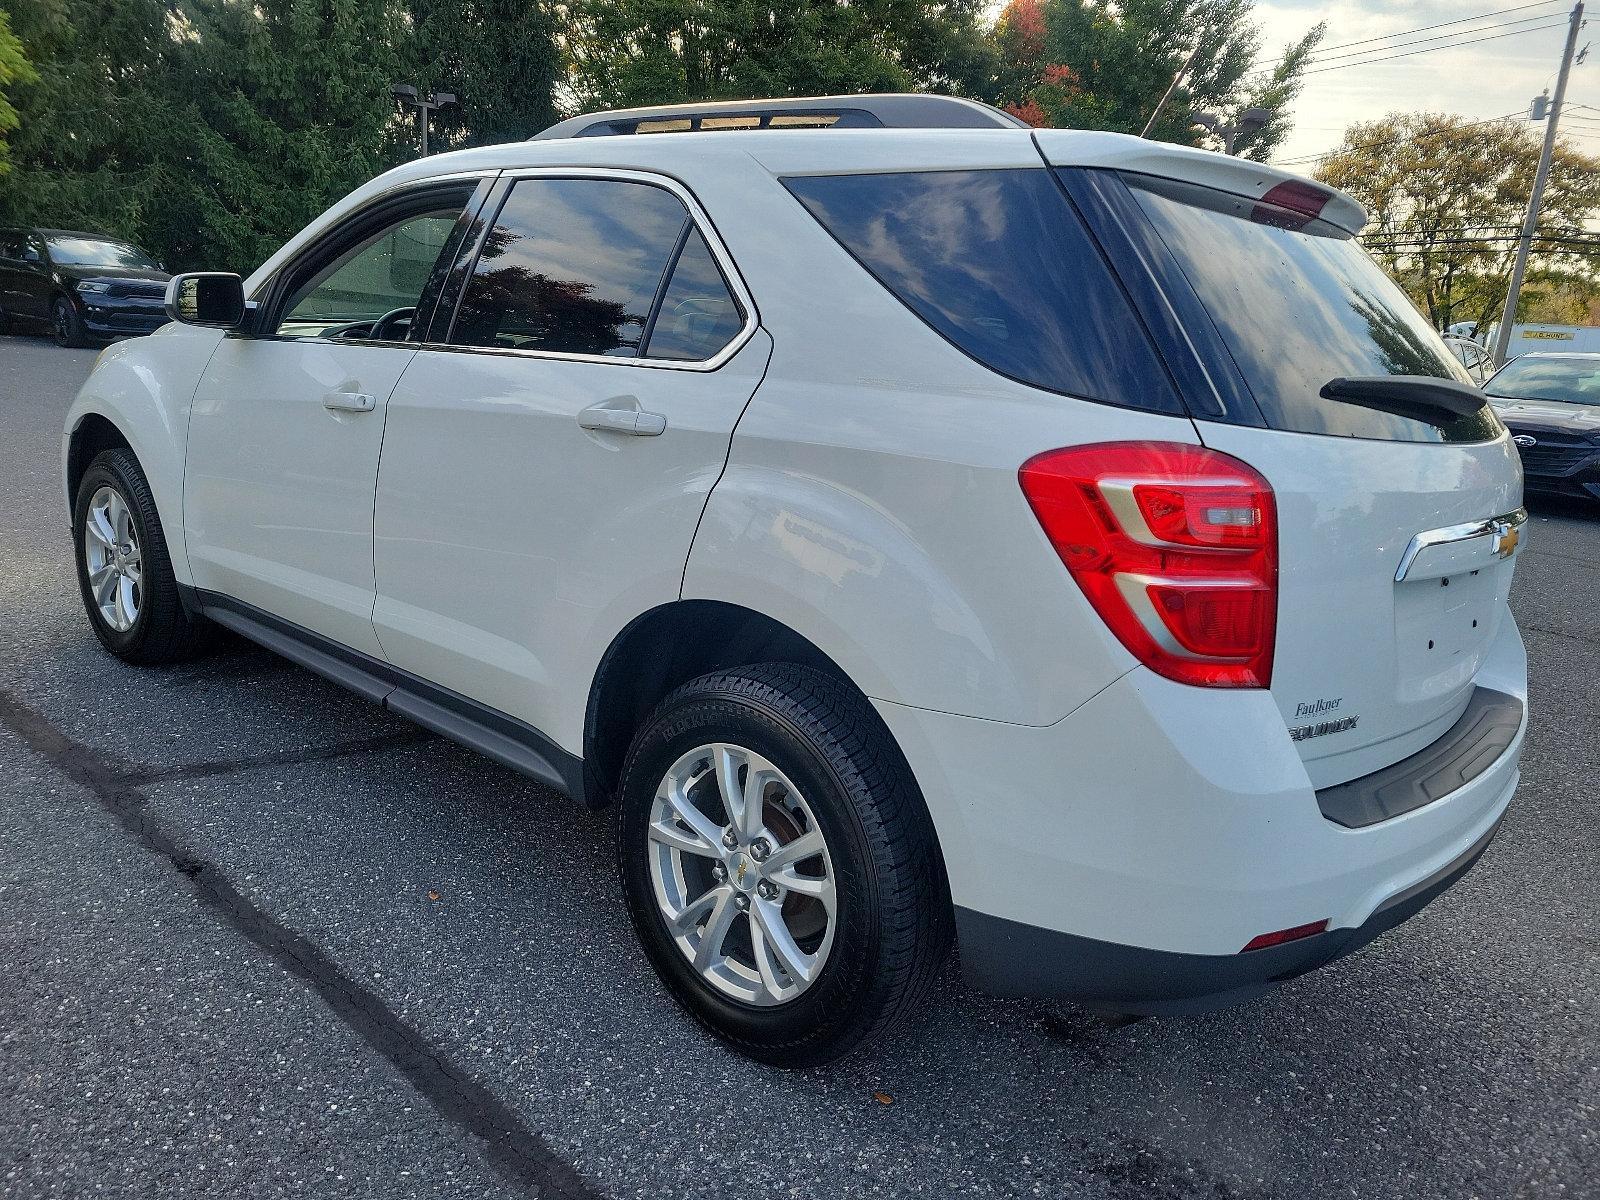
[
  {"left": 1142, "top": 45, "right": 1202, "bottom": 138},
  {"left": 391, "top": 84, "right": 458, "bottom": 158},
  {"left": 1492, "top": 0, "right": 1584, "bottom": 366}
]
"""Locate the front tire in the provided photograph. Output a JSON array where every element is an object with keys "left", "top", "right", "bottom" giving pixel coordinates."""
[
  {"left": 618, "top": 664, "right": 950, "bottom": 1067},
  {"left": 52, "top": 296, "right": 90, "bottom": 348},
  {"left": 73, "top": 448, "right": 215, "bottom": 663}
]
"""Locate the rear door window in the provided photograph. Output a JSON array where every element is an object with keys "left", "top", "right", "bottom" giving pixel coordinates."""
[
  {"left": 642, "top": 229, "right": 745, "bottom": 361},
  {"left": 1118, "top": 173, "right": 1499, "bottom": 443},
  {"left": 449, "top": 177, "right": 690, "bottom": 357},
  {"left": 783, "top": 169, "right": 1183, "bottom": 414}
]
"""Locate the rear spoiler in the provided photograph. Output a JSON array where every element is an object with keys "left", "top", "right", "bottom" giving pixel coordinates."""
[{"left": 1034, "top": 130, "right": 1367, "bottom": 235}]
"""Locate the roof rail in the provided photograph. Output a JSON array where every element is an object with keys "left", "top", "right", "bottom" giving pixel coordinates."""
[{"left": 531, "top": 93, "right": 1029, "bottom": 141}]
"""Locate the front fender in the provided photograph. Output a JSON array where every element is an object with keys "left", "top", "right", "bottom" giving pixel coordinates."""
[{"left": 62, "top": 325, "right": 225, "bottom": 585}]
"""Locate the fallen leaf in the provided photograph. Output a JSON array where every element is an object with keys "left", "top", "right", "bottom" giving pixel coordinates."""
[
  {"left": 427, "top": 890, "right": 440, "bottom": 901},
  {"left": 872, "top": 1092, "right": 893, "bottom": 1106}
]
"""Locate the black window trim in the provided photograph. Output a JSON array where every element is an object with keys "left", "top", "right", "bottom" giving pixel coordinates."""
[
  {"left": 427, "top": 166, "right": 758, "bottom": 373},
  {"left": 242, "top": 171, "right": 499, "bottom": 346}
]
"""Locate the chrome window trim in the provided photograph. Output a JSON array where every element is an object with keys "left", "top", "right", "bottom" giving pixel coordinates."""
[{"left": 425, "top": 165, "right": 760, "bottom": 374}]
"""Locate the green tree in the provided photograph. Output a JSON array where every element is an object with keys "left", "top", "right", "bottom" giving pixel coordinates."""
[
  {"left": 1317, "top": 112, "right": 1600, "bottom": 332},
  {"left": 407, "top": 0, "right": 561, "bottom": 147},
  {"left": 563, "top": 0, "right": 996, "bottom": 112},
  {"left": 991, "top": 0, "right": 1321, "bottom": 162},
  {"left": 0, "top": 8, "right": 37, "bottom": 174},
  {"left": 0, "top": 0, "right": 408, "bottom": 274}
]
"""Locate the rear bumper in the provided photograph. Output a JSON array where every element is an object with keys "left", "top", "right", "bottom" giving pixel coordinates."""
[
  {"left": 874, "top": 612, "right": 1526, "bottom": 1013},
  {"left": 955, "top": 804, "right": 1504, "bottom": 1014}
]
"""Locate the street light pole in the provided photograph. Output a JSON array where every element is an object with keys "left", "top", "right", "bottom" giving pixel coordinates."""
[
  {"left": 1492, "top": 0, "right": 1585, "bottom": 366},
  {"left": 1191, "top": 107, "right": 1272, "bottom": 155},
  {"left": 391, "top": 84, "right": 459, "bottom": 158}
]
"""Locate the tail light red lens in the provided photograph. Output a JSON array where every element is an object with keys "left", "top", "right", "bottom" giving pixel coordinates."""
[{"left": 1018, "top": 442, "right": 1278, "bottom": 688}]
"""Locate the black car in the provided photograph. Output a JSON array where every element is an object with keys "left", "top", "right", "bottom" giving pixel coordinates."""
[
  {"left": 0, "top": 227, "right": 170, "bottom": 347},
  {"left": 1484, "top": 351, "right": 1600, "bottom": 503}
]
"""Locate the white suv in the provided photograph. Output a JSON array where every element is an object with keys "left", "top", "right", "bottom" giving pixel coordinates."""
[{"left": 64, "top": 95, "right": 1529, "bottom": 1066}]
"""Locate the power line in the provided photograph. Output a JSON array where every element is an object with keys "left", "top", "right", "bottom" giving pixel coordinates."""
[
  {"left": 1243, "top": 0, "right": 1567, "bottom": 79},
  {"left": 1308, "top": 11, "right": 1572, "bottom": 68},
  {"left": 1302, "top": 20, "right": 1572, "bottom": 75}
]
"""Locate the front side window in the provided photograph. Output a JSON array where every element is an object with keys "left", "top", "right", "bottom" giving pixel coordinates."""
[
  {"left": 277, "top": 207, "right": 464, "bottom": 340},
  {"left": 449, "top": 177, "right": 692, "bottom": 357},
  {"left": 783, "top": 169, "right": 1182, "bottom": 413}
]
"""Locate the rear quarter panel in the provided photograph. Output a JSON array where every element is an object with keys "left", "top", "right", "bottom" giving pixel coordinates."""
[{"left": 681, "top": 153, "right": 1203, "bottom": 725}]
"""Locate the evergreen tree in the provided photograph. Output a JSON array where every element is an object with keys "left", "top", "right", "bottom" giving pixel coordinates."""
[
  {"left": 0, "top": 8, "right": 38, "bottom": 175},
  {"left": 564, "top": 0, "right": 995, "bottom": 112},
  {"left": 408, "top": 0, "right": 560, "bottom": 147}
]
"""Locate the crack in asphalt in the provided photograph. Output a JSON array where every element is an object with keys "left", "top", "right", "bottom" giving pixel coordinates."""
[
  {"left": 118, "top": 728, "right": 437, "bottom": 786},
  {"left": 0, "top": 685, "right": 602, "bottom": 1200}
]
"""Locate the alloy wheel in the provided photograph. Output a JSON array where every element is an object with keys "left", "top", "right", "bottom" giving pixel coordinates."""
[
  {"left": 647, "top": 742, "right": 837, "bottom": 1006},
  {"left": 83, "top": 485, "right": 142, "bottom": 632}
]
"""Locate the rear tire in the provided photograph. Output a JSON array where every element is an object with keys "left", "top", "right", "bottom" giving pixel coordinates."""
[
  {"left": 52, "top": 296, "right": 90, "bottom": 348},
  {"left": 73, "top": 448, "right": 215, "bottom": 664},
  {"left": 617, "top": 663, "right": 950, "bottom": 1067}
]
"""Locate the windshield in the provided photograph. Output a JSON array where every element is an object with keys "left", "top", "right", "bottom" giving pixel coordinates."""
[
  {"left": 1121, "top": 172, "right": 1498, "bottom": 443},
  {"left": 45, "top": 237, "right": 159, "bottom": 270},
  {"left": 1485, "top": 356, "right": 1600, "bottom": 406}
]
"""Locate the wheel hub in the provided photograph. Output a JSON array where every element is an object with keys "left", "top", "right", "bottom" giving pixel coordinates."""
[{"left": 646, "top": 742, "right": 838, "bottom": 1007}]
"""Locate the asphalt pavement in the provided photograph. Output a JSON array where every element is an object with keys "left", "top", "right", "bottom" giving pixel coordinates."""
[{"left": 1, "top": 333, "right": 1596, "bottom": 1199}]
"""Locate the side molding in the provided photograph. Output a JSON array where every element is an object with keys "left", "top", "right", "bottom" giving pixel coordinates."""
[{"left": 190, "top": 588, "right": 587, "bottom": 803}]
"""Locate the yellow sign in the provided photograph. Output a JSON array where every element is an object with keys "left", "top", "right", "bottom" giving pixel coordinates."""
[{"left": 1523, "top": 330, "right": 1575, "bottom": 340}]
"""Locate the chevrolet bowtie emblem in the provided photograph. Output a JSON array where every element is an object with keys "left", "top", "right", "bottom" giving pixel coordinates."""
[{"left": 1493, "top": 523, "right": 1520, "bottom": 559}]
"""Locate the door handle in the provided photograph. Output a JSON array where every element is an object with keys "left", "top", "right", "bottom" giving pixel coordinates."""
[
  {"left": 323, "top": 391, "right": 376, "bottom": 413},
  {"left": 578, "top": 397, "right": 667, "bottom": 437}
]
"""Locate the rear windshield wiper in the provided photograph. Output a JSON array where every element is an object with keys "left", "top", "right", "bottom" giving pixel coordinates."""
[{"left": 1319, "top": 376, "right": 1488, "bottom": 429}]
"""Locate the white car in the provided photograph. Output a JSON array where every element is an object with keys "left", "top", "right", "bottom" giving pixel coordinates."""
[{"left": 64, "top": 95, "right": 1528, "bottom": 1066}]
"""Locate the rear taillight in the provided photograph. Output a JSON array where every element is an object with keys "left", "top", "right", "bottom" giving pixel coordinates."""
[{"left": 1018, "top": 442, "right": 1278, "bottom": 689}]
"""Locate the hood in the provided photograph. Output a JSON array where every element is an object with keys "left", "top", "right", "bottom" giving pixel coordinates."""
[
  {"left": 56, "top": 264, "right": 170, "bottom": 289},
  {"left": 1488, "top": 396, "right": 1600, "bottom": 436}
]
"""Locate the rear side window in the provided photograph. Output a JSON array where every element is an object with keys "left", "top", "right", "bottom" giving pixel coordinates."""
[
  {"left": 451, "top": 177, "right": 689, "bottom": 357},
  {"left": 1121, "top": 173, "right": 1499, "bottom": 443},
  {"left": 643, "top": 229, "right": 745, "bottom": 361},
  {"left": 784, "top": 170, "right": 1182, "bottom": 414}
]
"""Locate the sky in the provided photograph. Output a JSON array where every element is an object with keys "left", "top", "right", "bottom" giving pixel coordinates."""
[{"left": 1253, "top": 0, "right": 1600, "bottom": 169}]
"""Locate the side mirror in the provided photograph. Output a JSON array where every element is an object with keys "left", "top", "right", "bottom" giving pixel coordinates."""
[
  {"left": 22, "top": 246, "right": 43, "bottom": 265},
  {"left": 166, "top": 272, "right": 246, "bottom": 329}
]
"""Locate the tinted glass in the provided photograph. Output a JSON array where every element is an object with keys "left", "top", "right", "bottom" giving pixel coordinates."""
[
  {"left": 279, "top": 209, "right": 461, "bottom": 339},
  {"left": 1485, "top": 355, "right": 1600, "bottom": 406},
  {"left": 1123, "top": 173, "right": 1498, "bottom": 443},
  {"left": 45, "top": 236, "right": 159, "bottom": 269},
  {"left": 451, "top": 178, "right": 688, "bottom": 356},
  {"left": 784, "top": 169, "right": 1181, "bottom": 413},
  {"left": 644, "top": 229, "right": 744, "bottom": 361}
]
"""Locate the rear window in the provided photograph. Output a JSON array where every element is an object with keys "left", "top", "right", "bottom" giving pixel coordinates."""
[
  {"left": 1121, "top": 173, "right": 1499, "bottom": 443},
  {"left": 783, "top": 170, "right": 1182, "bottom": 414}
]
